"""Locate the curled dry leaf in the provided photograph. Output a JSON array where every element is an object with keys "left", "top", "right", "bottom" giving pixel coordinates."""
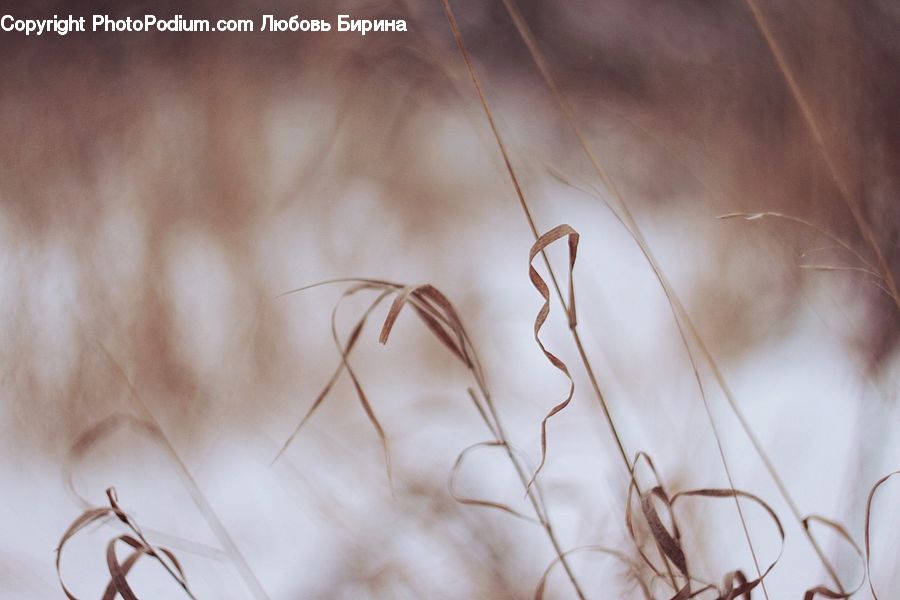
[
  {"left": 641, "top": 486, "right": 687, "bottom": 578},
  {"left": 799, "top": 514, "right": 864, "bottom": 600},
  {"left": 101, "top": 547, "right": 143, "bottom": 600},
  {"left": 286, "top": 232, "right": 584, "bottom": 559},
  {"left": 56, "top": 487, "right": 194, "bottom": 600},
  {"left": 865, "top": 469, "right": 900, "bottom": 600},
  {"left": 448, "top": 441, "right": 541, "bottom": 525},
  {"left": 277, "top": 275, "right": 588, "bottom": 597},
  {"left": 526, "top": 224, "right": 580, "bottom": 488},
  {"left": 671, "top": 488, "right": 784, "bottom": 599},
  {"left": 626, "top": 452, "right": 686, "bottom": 592},
  {"left": 276, "top": 279, "right": 481, "bottom": 467},
  {"left": 625, "top": 453, "right": 785, "bottom": 600},
  {"left": 274, "top": 284, "right": 394, "bottom": 470},
  {"left": 64, "top": 414, "right": 163, "bottom": 508},
  {"left": 718, "top": 570, "right": 750, "bottom": 600}
]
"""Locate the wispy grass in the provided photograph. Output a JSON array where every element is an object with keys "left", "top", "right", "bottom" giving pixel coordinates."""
[
  {"left": 56, "top": 487, "right": 195, "bottom": 600},
  {"left": 35, "top": 2, "right": 900, "bottom": 598},
  {"left": 275, "top": 278, "right": 589, "bottom": 598},
  {"left": 84, "top": 345, "right": 270, "bottom": 600},
  {"left": 743, "top": 0, "right": 900, "bottom": 312}
]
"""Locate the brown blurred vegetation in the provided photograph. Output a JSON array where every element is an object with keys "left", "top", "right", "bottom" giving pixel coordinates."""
[{"left": 1, "top": 0, "right": 899, "bottom": 597}]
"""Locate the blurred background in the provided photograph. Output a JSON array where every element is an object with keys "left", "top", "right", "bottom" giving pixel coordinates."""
[{"left": 1, "top": 0, "right": 899, "bottom": 597}]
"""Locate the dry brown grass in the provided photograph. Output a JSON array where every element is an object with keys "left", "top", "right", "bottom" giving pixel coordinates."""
[{"left": 0, "top": 1, "right": 898, "bottom": 598}]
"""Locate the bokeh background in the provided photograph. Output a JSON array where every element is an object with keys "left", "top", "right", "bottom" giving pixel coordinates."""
[{"left": 1, "top": 0, "right": 899, "bottom": 597}]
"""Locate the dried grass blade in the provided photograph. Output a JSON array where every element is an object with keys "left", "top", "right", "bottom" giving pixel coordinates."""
[
  {"left": 377, "top": 284, "right": 471, "bottom": 366},
  {"left": 720, "top": 570, "right": 750, "bottom": 600},
  {"left": 103, "top": 535, "right": 189, "bottom": 600},
  {"left": 57, "top": 507, "right": 116, "bottom": 599},
  {"left": 328, "top": 287, "right": 395, "bottom": 486},
  {"left": 273, "top": 285, "right": 392, "bottom": 462},
  {"left": 411, "top": 285, "right": 475, "bottom": 366},
  {"left": 282, "top": 274, "right": 584, "bottom": 599},
  {"left": 96, "top": 345, "right": 264, "bottom": 599},
  {"left": 669, "top": 582, "right": 716, "bottom": 600},
  {"left": 798, "top": 265, "right": 896, "bottom": 300},
  {"left": 449, "top": 441, "right": 541, "bottom": 524},
  {"left": 106, "top": 488, "right": 192, "bottom": 596},
  {"left": 526, "top": 225, "right": 580, "bottom": 487},
  {"left": 106, "top": 535, "right": 145, "bottom": 600},
  {"left": 379, "top": 285, "right": 419, "bottom": 344},
  {"left": 410, "top": 303, "right": 469, "bottom": 365},
  {"left": 57, "top": 489, "right": 194, "bottom": 600},
  {"left": 497, "top": 3, "right": 840, "bottom": 594},
  {"left": 276, "top": 277, "right": 401, "bottom": 299},
  {"left": 799, "top": 515, "right": 864, "bottom": 599},
  {"left": 101, "top": 549, "right": 143, "bottom": 600},
  {"left": 467, "top": 387, "right": 500, "bottom": 441},
  {"left": 530, "top": 225, "right": 579, "bottom": 328},
  {"left": 802, "top": 587, "right": 855, "bottom": 600},
  {"left": 65, "top": 414, "right": 162, "bottom": 507},
  {"left": 672, "top": 488, "right": 785, "bottom": 597},
  {"left": 864, "top": 470, "right": 900, "bottom": 599},
  {"left": 640, "top": 487, "right": 688, "bottom": 577},
  {"left": 625, "top": 452, "right": 683, "bottom": 589}
]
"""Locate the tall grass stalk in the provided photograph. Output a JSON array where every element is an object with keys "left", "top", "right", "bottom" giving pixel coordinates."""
[
  {"left": 439, "top": 0, "right": 689, "bottom": 593},
  {"left": 495, "top": 0, "right": 860, "bottom": 592}
]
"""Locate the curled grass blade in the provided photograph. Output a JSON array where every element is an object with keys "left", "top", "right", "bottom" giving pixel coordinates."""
[
  {"left": 864, "top": 470, "right": 900, "bottom": 599},
  {"left": 56, "top": 487, "right": 195, "bottom": 600},
  {"left": 328, "top": 286, "right": 395, "bottom": 488},
  {"left": 625, "top": 464, "right": 786, "bottom": 599},
  {"left": 798, "top": 514, "right": 864, "bottom": 599},
  {"left": 448, "top": 441, "right": 542, "bottom": 525},
  {"left": 527, "top": 225, "right": 580, "bottom": 488},
  {"left": 273, "top": 285, "right": 393, "bottom": 464},
  {"left": 625, "top": 452, "right": 684, "bottom": 592},
  {"left": 640, "top": 486, "right": 687, "bottom": 578},
  {"left": 96, "top": 344, "right": 269, "bottom": 599},
  {"left": 670, "top": 488, "right": 785, "bottom": 599},
  {"left": 279, "top": 275, "right": 588, "bottom": 599},
  {"left": 64, "top": 414, "right": 162, "bottom": 508},
  {"left": 101, "top": 548, "right": 142, "bottom": 600}
]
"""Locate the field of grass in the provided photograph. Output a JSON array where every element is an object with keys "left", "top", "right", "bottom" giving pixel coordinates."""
[{"left": 1, "top": 0, "right": 899, "bottom": 598}]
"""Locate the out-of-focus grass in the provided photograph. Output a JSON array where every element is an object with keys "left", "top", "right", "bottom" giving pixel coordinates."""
[{"left": 1, "top": 0, "right": 899, "bottom": 598}]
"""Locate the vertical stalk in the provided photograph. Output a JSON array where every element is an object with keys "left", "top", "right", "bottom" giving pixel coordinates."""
[
  {"left": 496, "top": 0, "right": 858, "bottom": 592},
  {"left": 439, "top": 1, "right": 684, "bottom": 594}
]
